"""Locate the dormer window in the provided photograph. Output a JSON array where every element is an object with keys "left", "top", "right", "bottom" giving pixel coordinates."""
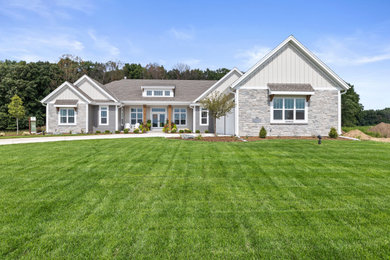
[{"left": 142, "top": 86, "right": 175, "bottom": 97}]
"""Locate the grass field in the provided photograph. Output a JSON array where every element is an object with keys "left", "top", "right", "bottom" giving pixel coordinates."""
[{"left": 1, "top": 138, "right": 390, "bottom": 258}]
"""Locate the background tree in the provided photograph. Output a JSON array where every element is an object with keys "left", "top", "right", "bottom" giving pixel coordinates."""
[
  {"left": 123, "top": 63, "right": 144, "bottom": 79},
  {"left": 342, "top": 84, "right": 363, "bottom": 126},
  {"left": 8, "top": 95, "right": 25, "bottom": 134},
  {"left": 199, "top": 91, "right": 235, "bottom": 134}
]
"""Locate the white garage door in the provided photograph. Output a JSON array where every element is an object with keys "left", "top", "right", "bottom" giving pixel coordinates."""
[{"left": 216, "top": 109, "right": 235, "bottom": 135}]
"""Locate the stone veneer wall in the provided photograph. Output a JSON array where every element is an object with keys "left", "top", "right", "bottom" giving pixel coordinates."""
[
  {"left": 238, "top": 89, "right": 339, "bottom": 136},
  {"left": 48, "top": 103, "right": 87, "bottom": 134}
]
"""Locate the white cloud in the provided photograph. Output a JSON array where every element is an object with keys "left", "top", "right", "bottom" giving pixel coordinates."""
[
  {"left": 88, "top": 30, "right": 120, "bottom": 57},
  {"left": 313, "top": 36, "right": 390, "bottom": 66},
  {"left": 181, "top": 58, "right": 200, "bottom": 67},
  {"left": 169, "top": 28, "right": 194, "bottom": 40},
  {"left": 235, "top": 45, "right": 271, "bottom": 70}
]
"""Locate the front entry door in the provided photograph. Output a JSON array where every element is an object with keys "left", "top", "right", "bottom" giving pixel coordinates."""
[{"left": 151, "top": 108, "right": 166, "bottom": 128}]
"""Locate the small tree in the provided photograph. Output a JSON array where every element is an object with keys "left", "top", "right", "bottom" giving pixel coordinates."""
[
  {"left": 8, "top": 95, "right": 25, "bottom": 135},
  {"left": 259, "top": 127, "right": 267, "bottom": 138},
  {"left": 200, "top": 91, "right": 235, "bottom": 134}
]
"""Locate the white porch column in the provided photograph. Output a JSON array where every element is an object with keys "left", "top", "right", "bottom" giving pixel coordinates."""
[
  {"left": 115, "top": 105, "right": 118, "bottom": 131},
  {"left": 46, "top": 104, "right": 49, "bottom": 133},
  {"left": 338, "top": 90, "right": 342, "bottom": 135},
  {"left": 193, "top": 106, "right": 196, "bottom": 133},
  {"left": 85, "top": 103, "right": 89, "bottom": 133},
  {"left": 235, "top": 89, "right": 239, "bottom": 136}
]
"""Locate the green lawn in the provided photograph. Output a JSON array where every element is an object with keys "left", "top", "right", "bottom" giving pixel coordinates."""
[{"left": 1, "top": 138, "right": 390, "bottom": 259}]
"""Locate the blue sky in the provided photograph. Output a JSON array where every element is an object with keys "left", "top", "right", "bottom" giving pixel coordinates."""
[{"left": 0, "top": 0, "right": 389, "bottom": 109}]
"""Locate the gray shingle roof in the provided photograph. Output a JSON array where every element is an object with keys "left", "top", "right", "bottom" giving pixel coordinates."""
[
  {"left": 104, "top": 79, "right": 217, "bottom": 102},
  {"left": 54, "top": 99, "right": 78, "bottom": 105},
  {"left": 267, "top": 83, "right": 314, "bottom": 92}
]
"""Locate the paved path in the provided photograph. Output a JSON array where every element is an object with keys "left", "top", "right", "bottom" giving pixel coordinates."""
[{"left": 0, "top": 133, "right": 216, "bottom": 146}]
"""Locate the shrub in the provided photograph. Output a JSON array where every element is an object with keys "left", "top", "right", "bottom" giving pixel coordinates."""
[
  {"left": 328, "top": 127, "right": 338, "bottom": 138},
  {"left": 196, "top": 134, "right": 202, "bottom": 140},
  {"left": 171, "top": 128, "right": 177, "bottom": 133},
  {"left": 134, "top": 128, "right": 140, "bottom": 134},
  {"left": 184, "top": 128, "right": 191, "bottom": 133},
  {"left": 259, "top": 126, "right": 267, "bottom": 138},
  {"left": 179, "top": 129, "right": 184, "bottom": 133},
  {"left": 205, "top": 130, "right": 209, "bottom": 133},
  {"left": 105, "top": 130, "right": 111, "bottom": 134},
  {"left": 115, "top": 130, "right": 120, "bottom": 134},
  {"left": 196, "top": 130, "right": 200, "bottom": 133},
  {"left": 124, "top": 128, "right": 129, "bottom": 134},
  {"left": 96, "top": 131, "right": 101, "bottom": 134}
]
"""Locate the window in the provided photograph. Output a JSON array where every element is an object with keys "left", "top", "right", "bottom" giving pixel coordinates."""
[
  {"left": 99, "top": 106, "right": 108, "bottom": 125},
  {"left": 151, "top": 108, "right": 166, "bottom": 112},
  {"left": 142, "top": 87, "right": 174, "bottom": 97},
  {"left": 59, "top": 108, "right": 76, "bottom": 125},
  {"left": 154, "top": 90, "right": 163, "bottom": 96},
  {"left": 200, "top": 108, "right": 209, "bottom": 125},
  {"left": 272, "top": 97, "right": 307, "bottom": 123},
  {"left": 173, "top": 108, "right": 186, "bottom": 125},
  {"left": 131, "top": 108, "right": 143, "bottom": 125}
]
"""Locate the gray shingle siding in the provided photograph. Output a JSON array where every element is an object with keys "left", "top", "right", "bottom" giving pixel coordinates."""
[{"left": 90, "top": 105, "right": 116, "bottom": 133}]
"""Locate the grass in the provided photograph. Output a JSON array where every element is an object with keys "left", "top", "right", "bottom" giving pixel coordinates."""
[
  {"left": 342, "top": 125, "right": 382, "bottom": 137},
  {"left": 1, "top": 138, "right": 390, "bottom": 258}
]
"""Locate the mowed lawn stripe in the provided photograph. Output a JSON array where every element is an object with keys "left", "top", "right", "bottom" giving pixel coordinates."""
[{"left": 0, "top": 138, "right": 389, "bottom": 258}]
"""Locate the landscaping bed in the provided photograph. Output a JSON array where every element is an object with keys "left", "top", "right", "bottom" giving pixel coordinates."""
[{"left": 169, "top": 136, "right": 348, "bottom": 142}]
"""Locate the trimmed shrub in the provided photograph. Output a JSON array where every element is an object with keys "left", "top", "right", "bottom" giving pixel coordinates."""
[
  {"left": 195, "top": 130, "right": 200, "bottom": 133},
  {"left": 124, "top": 128, "right": 129, "bottom": 134},
  {"left": 259, "top": 126, "right": 267, "bottom": 138},
  {"left": 184, "top": 129, "right": 191, "bottom": 133},
  {"left": 329, "top": 127, "right": 338, "bottom": 138},
  {"left": 104, "top": 130, "right": 111, "bottom": 134},
  {"left": 179, "top": 129, "right": 184, "bottom": 133},
  {"left": 205, "top": 130, "right": 209, "bottom": 133},
  {"left": 96, "top": 131, "right": 101, "bottom": 134},
  {"left": 171, "top": 128, "right": 177, "bottom": 133},
  {"left": 115, "top": 130, "right": 120, "bottom": 134},
  {"left": 134, "top": 128, "right": 140, "bottom": 134}
]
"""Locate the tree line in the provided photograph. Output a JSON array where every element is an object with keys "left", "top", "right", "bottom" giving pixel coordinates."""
[
  {"left": 0, "top": 55, "right": 230, "bottom": 131},
  {"left": 0, "top": 55, "right": 388, "bottom": 131},
  {"left": 342, "top": 84, "right": 390, "bottom": 126}
]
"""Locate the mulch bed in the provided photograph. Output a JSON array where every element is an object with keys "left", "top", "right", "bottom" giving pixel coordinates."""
[{"left": 168, "top": 136, "right": 347, "bottom": 142}]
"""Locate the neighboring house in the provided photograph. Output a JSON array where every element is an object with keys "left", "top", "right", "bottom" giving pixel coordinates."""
[{"left": 41, "top": 35, "right": 349, "bottom": 136}]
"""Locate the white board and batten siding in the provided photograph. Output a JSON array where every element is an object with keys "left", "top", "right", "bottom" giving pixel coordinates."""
[
  {"left": 78, "top": 80, "right": 110, "bottom": 100},
  {"left": 240, "top": 43, "right": 338, "bottom": 90},
  {"left": 50, "top": 87, "right": 84, "bottom": 102}
]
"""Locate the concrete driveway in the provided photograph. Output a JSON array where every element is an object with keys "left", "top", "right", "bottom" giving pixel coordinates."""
[{"left": 0, "top": 133, "right": 215, "bottom": 146}]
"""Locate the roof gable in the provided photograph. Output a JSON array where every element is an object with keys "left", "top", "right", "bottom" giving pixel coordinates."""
[
  {"left": 74, "top": 75, "right": 118, "bottom": 102},
  {"left": 232, "top": 36, "right": 349, "bottom": 91},
  {"left": 193, "top": 68, "right": 243, "bottom": 102},
  {"left": 41, "top": 82, "right": 91, "bottom": 103}
]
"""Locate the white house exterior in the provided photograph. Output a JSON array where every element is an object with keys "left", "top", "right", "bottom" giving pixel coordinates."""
[{"left": 41, "top": 35, "right": 349, "bottom": 136}]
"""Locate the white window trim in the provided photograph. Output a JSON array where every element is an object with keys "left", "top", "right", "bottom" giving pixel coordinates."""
[
  {"left": 270, "top": 96, "right": 308, "bottom": 124},
  {"left": 99, "top": 106, "right": 109, "bottom": 125},
  {"left": 58, "top": 107, "right": 77, "bottom": 125},
  {"left": 173, "top": 107, "right": 187, "bottom": 126},
  {"left": 200, "top": 108, "right": 209, "bottom": 126},
  {"left": 142, "top": 89, "right": 174, "bottom": 97},
  {"left": 130, "top": 107, "right": 143, "bottom": 125}
]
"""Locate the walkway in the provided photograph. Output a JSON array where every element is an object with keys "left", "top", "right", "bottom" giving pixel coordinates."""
[{"left": 0, "top": 133, "right": 216, "bottom": 146}]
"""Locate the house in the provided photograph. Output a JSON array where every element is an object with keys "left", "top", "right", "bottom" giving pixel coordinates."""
[{"left": 41, "top": 35, "right": 349, "bottom": 136}]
